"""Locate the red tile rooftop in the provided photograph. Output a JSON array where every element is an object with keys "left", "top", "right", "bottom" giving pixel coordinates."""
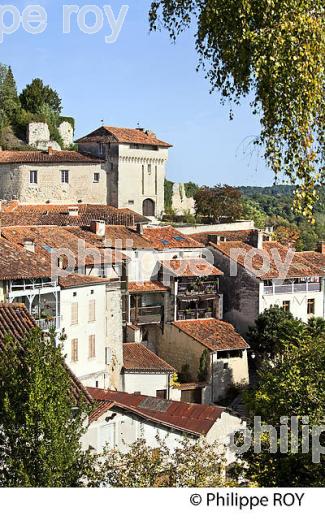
[
  {"left": 0, "top": 237, "right": 51, "bottom": 280},
  {"left": 87, "top": 387, "right": 225, "bottom": 436},
  {"left": 160, "top": 258, "right": 223, "bottom": 277},
  {"left": 76, "top": 126, "right": 172, "bottom": 148},
  {"left": 0, "top": 150, "right": 102, "bottom": 164},
  {"left": 212, "top": 240, "right": 325, "bottom": 280},
  {"left": 123, "top": 343, "right": 175, "bottom": 372},
  {"left": 172, "top": 319, "right": 249, "bottom": 352},
  {"left": 128, "top": 280, "right": 169, "bottom": 293},
  {"left": 143, "top": 226, "right": 204, "bottom": 250},
  {"left": 59, "top": 274, "right": 118, "bottom": 289}
]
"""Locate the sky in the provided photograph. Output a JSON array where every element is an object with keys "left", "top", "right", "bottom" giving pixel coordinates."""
[{"left": 2, "top": 0, "right": 274, "bottom": 187}]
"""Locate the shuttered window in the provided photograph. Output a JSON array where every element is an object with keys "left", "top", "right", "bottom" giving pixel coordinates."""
[
  {"left": 88, "top": 335, "right": 96, "bottom": 359},
  {"left": 71, "top": 302, "right": 78, "bottom": 325},
  {"left": 71, "top": 339, "right": 78, "bottom": 362},
  {"left": 89, "top": 299, "right": 96, "bottom": 322}
]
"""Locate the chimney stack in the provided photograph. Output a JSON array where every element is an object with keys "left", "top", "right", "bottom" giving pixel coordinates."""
[
  {"left": 90, "top": 220, "right": 106, "bottom": 237},
  {"left": 257, "top": 230, "right": 264, "bottom": 249},
  {"left": 48, "top": 146, "right": 53, "bottom": 156},
  {"left": 23, "top": 239, "right": 35, "bottom": 253},
  {"left": 317, "top": 241, "right": 325, "bottom": 255},
  {"left": 68, "top": 206, "right": 79, "bottom": 217}
]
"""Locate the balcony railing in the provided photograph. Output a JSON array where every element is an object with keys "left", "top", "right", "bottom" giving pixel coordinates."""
[
  {"left": 9, "top": 280, "right": 58, "bottom": 292},
  {"left": 177, "top": 309, "right": 214, "bottom": 320},
  {"left": 263, "top": 282, "right": 321, "bottom": 295},
  {"left": 36, "top": 316, "right": 61, "bottom": 331},
  {"left": 130, "top": 306, "right": 162, "bottom": 325},
  {"left": 178, "top": 281, "right": 218, "bottom": 296}
]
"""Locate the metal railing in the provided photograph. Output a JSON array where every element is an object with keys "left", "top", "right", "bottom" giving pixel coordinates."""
[
  {"left": 9, "top": 280, "right": 58, "bottom": 291},
  {"left": 178, "top": 281, "right": 218, "bottom": 295},
  {"left": 263, "top": 282, "right": 321, "bottom": 295},
  {"left": 177, "top": 309, "right": 214, "bottom": 320}
]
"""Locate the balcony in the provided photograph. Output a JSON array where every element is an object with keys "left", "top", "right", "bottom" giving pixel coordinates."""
[
  {"left": 35, "top": 316, "right": 61, "bottom": 331},
  {"left": 263, "top": 282, "right": 321, "bottom": 295},
  {"left": 130, "top": 306, "right": 162, "bottom": 325},
  {"left": 178, "top": 280, "right": 218, "bottom": 296},
  {"left": 177, "top": 309, "right": 214, "bottom": 320},
  {"left": 9, "top": 279, "right": 58, "bottom": 292}
]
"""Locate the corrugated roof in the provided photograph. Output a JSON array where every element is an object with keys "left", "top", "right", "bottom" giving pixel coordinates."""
[{"left": 87, "top": 388, "right": 225, "bottom": 435}]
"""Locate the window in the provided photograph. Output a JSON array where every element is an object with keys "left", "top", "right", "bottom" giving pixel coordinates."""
[
  {"left": 61, "top": 170, "right": 69, "bottom": 184},
  {"left": 156, "top": 390, "right": 167, "bottom": 399},
  {"left": 29, "top": 170, "right": 38, "bottom": 184},
  {"left": 93, "top": 172, "right": 100, "bottom": 183},
  {"left": 89, "top": 299, "right": 96, "bottom": 322},
  {"left": 282, "top": 300, "right": 290, "bottom": 312},
  {"left": 148, "top": 164, "right": 152, "bottom": 174},
  {"left": 71, "top": 339, "right": 78, "bottom": 362},
  {"left": 71, "top": 302, "right": 78, "bottom": 325},
  {"left": 128, "top": 200, "right": 134, "bottom": 205},
  {"left": 142, "top": 165, "right": 145, "bottom": 194},
  {"left": 98, "top": 143, "right": 104, "bottom": 155},
  {"left": 88, "top": 335, "right": 96, "bottom": 359},
  {"left": 307, "top": 298, "right": 315, "bottom": 316}
]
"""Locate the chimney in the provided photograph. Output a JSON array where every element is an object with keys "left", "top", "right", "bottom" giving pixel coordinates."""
[
  {"left": 90, "top": 220, "right": 106, "bottom": 237},
  {"left": 317, "top": 241, "right": 325, "bottom": 255},
  {"left": 257, "top": 230, "right": 264, "bottom": 249},
  {"left": 145, "top": 130, "right": 156, "bottom": 138},
  {"left": 136, "top": 222, "right": 144, "bottom": 235},
  {"left": 48, "top": 146, "right": 53, "bottom": 156},
  {"left": 68, "top": 206, "right": 79, "bottom": 217},
  {"left": 23, "top": 239, "right": 35, "bottom": 253}
]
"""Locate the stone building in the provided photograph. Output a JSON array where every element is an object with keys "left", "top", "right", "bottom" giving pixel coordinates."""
[
  {"left": 0, "top": 149, "right": 107, "bottom": 204},
  {"left": 76, "top": 126, "right": 172, "bottom": 218}
]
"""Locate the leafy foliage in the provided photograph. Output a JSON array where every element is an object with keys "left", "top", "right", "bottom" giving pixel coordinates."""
[
  {"left": 20, "top": 78, "right": 62, "bottom": 115},
  {"left": 241, "top": 329, "right": 325, "bottom": 486},
  {"left": 91, "top": 437, "right": 229, "bottom": 487},
  {"left": 164, "top": 179, "right": 174, "bottom": 211},
  {"left": 194, "top": 184, "right": 243, "bottom": 221},
  {"left": 0, "top": 65, "right": 20, "bottom": 129},
  {"left": 149, "top": 0, "right": 325, "bottom": 220},
  {"left": 0, "top": 328, "right": 94, "bottom": 487}
]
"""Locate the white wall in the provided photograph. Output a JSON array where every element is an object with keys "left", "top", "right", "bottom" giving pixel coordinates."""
[
  {"left": 122, "top": 372, "right": 170, "bottom": 397},
  {"left": 259, "top": 282, "right": 325, "bottom": 321},
  {"left": 60, "top": 283, "right": 109, "bottom": 388},
  {"left": 176, "top": 221, "right": 255, "bottom": 235}
]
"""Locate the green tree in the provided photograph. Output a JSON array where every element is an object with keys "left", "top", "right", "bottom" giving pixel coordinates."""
[
  {"left": 247, "top": 306, "right": 304, "bottom": 358},
  {"left": 194, "top": 184, "right": 243, "bottom": 222},
  {"left": 240, "top": 332, "right": 325, "bottom": 486},
  {"left": 0, "top": 328, "right": 94, "bottom": 487},
  {"left": 241, "top": 199, "right": 267, "bottom": 229},
  {"left": 149, "top": 1, "right": 325, "bottom": 220},
  {"left": 20, "top": 78, "right": 62, "bottom": 115},
  {"left": 93, "top": 437, "right": 229, "bottom": 487},
  {"left": 0, "top": 65, "right": 20, "bottom": 125}
]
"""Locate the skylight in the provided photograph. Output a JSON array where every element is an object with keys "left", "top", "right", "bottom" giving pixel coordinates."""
[
  {"left": 161, "top": 239, "right": 170, "bottom": 245},
  {"left": 173, "top": 236, "right": 185, "bottom": 241}
]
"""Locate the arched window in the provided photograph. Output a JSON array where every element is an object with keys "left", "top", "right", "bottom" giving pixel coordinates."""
[{"left": 142, "top": 198, "right": 155, "bottom": 217}]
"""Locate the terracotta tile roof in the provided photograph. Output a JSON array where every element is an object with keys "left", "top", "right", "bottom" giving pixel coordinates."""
[
  {"left": 172, "top": 319, "right": 249, "bottom": 352},
  {"left": 295, "top": 251, "right": 325, "bottom": 270},
  {"left": 0, "top": 303, "right": 36, "bottom": 345},
  {"left": 0, "top": 304, "right": 93, "bottom": 405},
  {"left": 87, "top": 388, "right": 225, "bottom": 435},
  {"left": 59, "top": 274, "right": 118, "bottom": 289},
  {"left": 213, "top": 240, "right": 325, "bottom": 280},
  {"left": 0, "top": 150, "right": 102, "bottom": 164},
  {"left": 67, "top": 225, "right": 151, "bottom": 250},
  {"left": 1, "top": 226, "right": 123, "bottom": 268},
  {"left": 0, "top": 203, "right": 147, "bottom": 226},
  {"left": 0, "top": 237, "right": 51, "bottom": 280},
  {"left": 123, "top": 343, "right": 175, "bottom": 372},
  {"left": 178, "top": 382, "right": 208, "bottom": 390},
  {"left": 76, "top": 126, "right": 172, "bottom": 148},
  {"left": 189, "top": 229, "right": 256, "bottom": 246},
  {"left": 143, "top": 226, "right": 204, "bottom": 250},
  {"left": 128, "top": 280, "right": 169, "bottom": 293},
  {"left": 160, "top": 258, "right": 223, "bottom": 277}
]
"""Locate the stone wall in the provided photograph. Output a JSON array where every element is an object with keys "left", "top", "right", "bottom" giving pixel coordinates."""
[
  {"left": 58, "top": 121, "right": 74, "bottom": 148},
  {"left": 0, "top": 162, "right": 107, "bottom": 204},
  {"left": 106, "top": 285, "right": 124, "bottom": 390},
  {"left": 27, "top": 121, "right": 74, "bottom": 151},
  {"left": 171, "top": 183, "right": 195, "bottom": 215}
]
